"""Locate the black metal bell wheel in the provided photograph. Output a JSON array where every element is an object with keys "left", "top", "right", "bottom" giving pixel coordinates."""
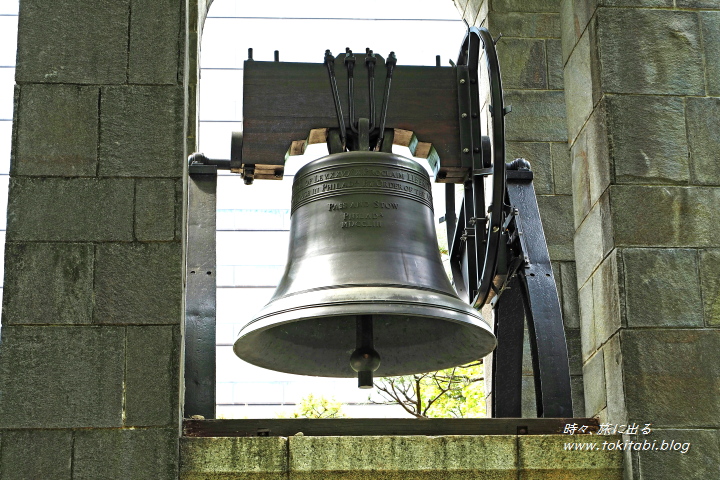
[{"left": 453, "top": 26, "right": 507, "bottom": 309}]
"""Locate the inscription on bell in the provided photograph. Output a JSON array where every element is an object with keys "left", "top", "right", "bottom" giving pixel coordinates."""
[
  {"left": 299, "top": 167, "right": 413, "bottom": 188},
  {"left": 336, "top": 207, "right": 389, "bottom": 229},
  {"left": 329, "top": 201, "right": 399, "bottom": 211},
  {"left": 292, "top": 160, "right": 433, "bottom": 213},
  {"left": 344, "top": 212, "right": 384, "bottom": 219},
  {"left": 322, "top": 180, "right": 359, "bottom": 192},
  {"left": 341, "top": 220, "right": 383, "bottom": 228}
]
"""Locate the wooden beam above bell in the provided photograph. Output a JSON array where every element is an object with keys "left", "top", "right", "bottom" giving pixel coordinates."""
[{"left": 242, "top": 57, "right": 463, "bottom": 182}]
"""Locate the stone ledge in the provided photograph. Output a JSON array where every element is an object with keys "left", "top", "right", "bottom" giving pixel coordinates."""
[
  {"left": 180, "top": 435, "right": 623, "bottom": 480},
  {"left": 180, "top": 437, "right": 288, "bottom": 480}
]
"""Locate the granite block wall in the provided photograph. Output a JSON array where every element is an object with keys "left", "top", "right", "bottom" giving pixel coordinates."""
[
  {"left": 562, "top": 1, "right": 720, "bottom": 478},
  {"left": 0, "top": 0, "right": 199, "bottom": 478}
]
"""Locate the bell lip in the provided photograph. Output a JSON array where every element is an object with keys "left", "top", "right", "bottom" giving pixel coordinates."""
[
  {"left": 233, "top": 285, "right": 497, "bottom": 378},
  {"left": 234, "top": 312, "right": 496, "bottom": 378},
  {"left": 240, "top": 285, "right": 490, "bottom": 336}
]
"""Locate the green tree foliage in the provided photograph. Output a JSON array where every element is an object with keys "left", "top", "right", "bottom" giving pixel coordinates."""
[
  {"left": 373, "top": 362, "right": 485, "bottom": 418},
  {"left": 279, "top": 393, "right": 347, "bottom": 419}
]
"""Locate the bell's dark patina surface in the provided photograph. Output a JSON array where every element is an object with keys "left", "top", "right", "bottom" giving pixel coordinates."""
[{"left": 234, "top": 151, "right": 496, "bottom": 382}]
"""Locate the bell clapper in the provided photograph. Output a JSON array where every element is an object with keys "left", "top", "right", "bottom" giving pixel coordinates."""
[{"left": 350, "top": 315, "right": 381, "bottom": 389}]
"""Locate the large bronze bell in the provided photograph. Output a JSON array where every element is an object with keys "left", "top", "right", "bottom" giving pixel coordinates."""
[{"left": 233, "top": 151, "right": 496, "bottom": 387}]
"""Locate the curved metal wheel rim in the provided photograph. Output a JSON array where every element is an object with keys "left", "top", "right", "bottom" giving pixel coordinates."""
[{"left": 458, "top": 27, "right": 506, "bottom": 308}]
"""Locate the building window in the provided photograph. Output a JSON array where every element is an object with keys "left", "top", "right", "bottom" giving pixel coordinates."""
[
  {"left": 199, "top": 0, "right": 467, "bottom": 418},
  {"left": 0, "top": 1, "right": 20, "bottom": 325}
]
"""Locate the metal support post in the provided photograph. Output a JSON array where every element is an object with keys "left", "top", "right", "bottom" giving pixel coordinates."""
[
  {"left": 491, "top": 274, "right": 525, "bottom": 417},
  {"left": 184, "top": 163, "right": 218, "bottom": 419},
  {"left": 504, "top": 170, "right": 573, "bottom": 417}
]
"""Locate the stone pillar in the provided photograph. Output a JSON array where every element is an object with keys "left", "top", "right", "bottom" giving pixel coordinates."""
[
  {"left": 457, "top": 0, "right": 585, "bottom": 417},
  {"left": 0, "top": 1, "right": 198, "bottom": 478},
  {"left": 562, "top": 1, "right": 720, "bottom": 477}
]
